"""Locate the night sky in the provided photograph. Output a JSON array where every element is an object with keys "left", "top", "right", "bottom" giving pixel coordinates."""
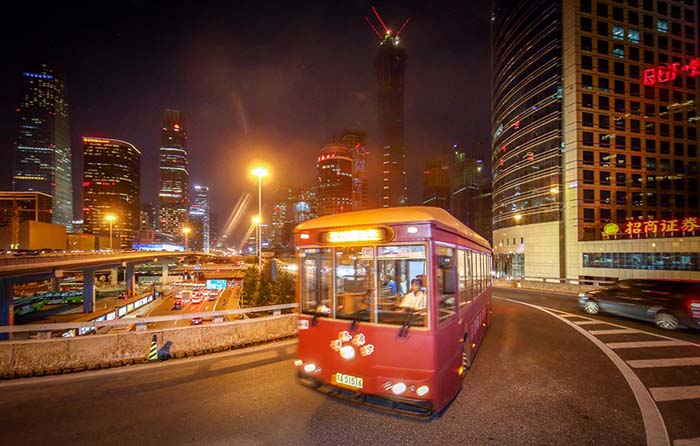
[{"left": 0, "top": 0, "right": 490, "bottom": 241}]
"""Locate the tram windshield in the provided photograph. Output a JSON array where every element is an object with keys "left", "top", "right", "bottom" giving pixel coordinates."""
[{"left": 299, "top": 244, "right": 428, "bottom": 328}]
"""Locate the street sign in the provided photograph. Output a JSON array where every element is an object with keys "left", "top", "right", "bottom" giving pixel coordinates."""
[{"left": 206, "top": 279, "right": 227, "bottom": 290}]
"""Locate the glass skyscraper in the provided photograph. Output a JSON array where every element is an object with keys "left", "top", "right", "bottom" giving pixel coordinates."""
[
  {"left": 12, "top": 63, "right": 73, "bottom": 228},
  {"left": 158, "top": 109, "right": 189, "bottom": 239},
  {"left": 491, "top": 0, "right": 699, "bottom": 280},
  {"left": 82, "top": 137, "right": 140, "bottom": 247}
]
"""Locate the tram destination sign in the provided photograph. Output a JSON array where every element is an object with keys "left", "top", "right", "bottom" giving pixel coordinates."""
[{"left": 319, "top": 227, "right": 392, "bottom": 244}]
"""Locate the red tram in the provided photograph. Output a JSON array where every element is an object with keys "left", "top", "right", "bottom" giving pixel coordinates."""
[{"left": 293, "top": 207, "right": 493, "bottom": 416}]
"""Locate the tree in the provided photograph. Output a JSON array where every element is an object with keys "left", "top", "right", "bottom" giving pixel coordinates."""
[
  {"left": 256, "top": 277, "right": 272, "bottom": 307},
  {"left": 240, "top": 266, "right": 259, "bottom": 308},
  {"left": 272, "top": 271, "right": 295, "bottom": 305}
]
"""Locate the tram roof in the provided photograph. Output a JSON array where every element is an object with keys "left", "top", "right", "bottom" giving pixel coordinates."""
[{"left": 295, "top": 206, "right": 491, "bottom": 250}]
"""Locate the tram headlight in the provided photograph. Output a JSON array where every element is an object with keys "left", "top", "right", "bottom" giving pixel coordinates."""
[
  {"left": 339, "top": 345, "right": 355, "bottom": 360},
  {"left": 416, "top": 385, "right": 430, "bottom": 396},
  {"left": 391, "top": 382, "right": 407, "bottom": 395},
  {"left": 303, "top": 363, "right": 317, "bottom": 373}
]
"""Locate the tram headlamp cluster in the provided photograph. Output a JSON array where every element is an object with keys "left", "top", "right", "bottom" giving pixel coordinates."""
[
  {"left": 383, "top": 381, "right": 430, "bottom": 397},
  {"left": 303, "top": 363, "right": 318, "bottom": 373}
]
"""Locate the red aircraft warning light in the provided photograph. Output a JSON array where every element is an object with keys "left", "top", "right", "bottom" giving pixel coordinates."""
[{"left": 364, "top": 6, "right": 411, "bottom": 40}]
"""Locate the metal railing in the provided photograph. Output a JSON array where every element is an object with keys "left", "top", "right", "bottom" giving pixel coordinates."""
[{"left": 0, "top": 303, "right": 298, "bottom": 335}]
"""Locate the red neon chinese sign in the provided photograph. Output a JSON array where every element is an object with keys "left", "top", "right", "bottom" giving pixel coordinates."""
[{"left": 643, "top": 58, "right": 700, "bottom": 85}]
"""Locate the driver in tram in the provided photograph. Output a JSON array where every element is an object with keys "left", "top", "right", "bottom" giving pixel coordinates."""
[{"left": 398, "top": 278, "right": 426, "bottom": 312}]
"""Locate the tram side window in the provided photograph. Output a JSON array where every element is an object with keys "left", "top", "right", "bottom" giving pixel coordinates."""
[
  {"left": 437, "top": 246, "right": 457, "bottom": 323},
  {"left": 377, "top": 245, "right": 427, "bottom": 327},
  {"left": 458, "top": 249, "right": 471, "bottom": 307},
  {"left": 300, "top": 248, "right": 332, "bottom": 315},
  {"left": 334, "top": 246, "right": 374, "bottom": 322}
]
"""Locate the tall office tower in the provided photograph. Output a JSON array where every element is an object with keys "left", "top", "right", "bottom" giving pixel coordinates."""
[
  {"left": 422, "top": 148, "right": 451, "bottom": 211},
  {"left": 158, "top": 109, "right": 189, "bottom": 239},
  {"left": 317, "top": 142, "right": 354, "bottom": 216},
  {"left": 367, "top": 8, "right": 409, "bottom": 208},
  {"left": 140, "top": 203, "right": 156, "bottom": 231},
  {"left": 451, "top": 145, "right": 489, "bottom": 229},
  {"left": 270, "top": 185, "right": 317, "bottom": 251},
  {"left": 341, "top": 131, "right": 369, "bottom": 211},
  {"left": 82, "top": 137, "right": 140, "bottom": 247},
  {"left": 188, "top": 185, "right": 210, "bottom": 253},
  {"left": 491, "top": 0, "right": 699, "bottom": 281},
  {"left": 12, "top": 63, "right": 73, "bottom": 228}
]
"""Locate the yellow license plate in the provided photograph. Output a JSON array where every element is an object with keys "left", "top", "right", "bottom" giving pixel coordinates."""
[{"left": 333, "top": 372, "right": 363, "bottom": 389}]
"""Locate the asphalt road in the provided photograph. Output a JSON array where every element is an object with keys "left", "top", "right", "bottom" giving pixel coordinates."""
[{"left": 1, "top": 288, "right": 698, "bottom": 445}]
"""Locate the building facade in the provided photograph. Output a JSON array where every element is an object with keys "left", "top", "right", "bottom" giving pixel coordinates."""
[
  {"left": 188, "top": 185, "right": 210, "bottom": 252},
  {"left": 12, "top": 63, "right": 73, "bottom": 228},
  {"left": 82, "top": 137, "right": 140, "bottom": 247},
  {"left": 491, "top": 0, "right": 699, "bottom": 280},
  {"left": 158, "top": 109, "right": 189, "bottom": 239},
  {"left": 270, "top": 185, "right": 317, "bottom": 252},
  {"left": 422, "top": 149, "right": 451, "bottom": 211},
  {"left": 341, "top": 131, "right": 369, "bottom": 211},
  {"left": 317, "top": 143, "right": 353, "bottom": 217},
  {"left": 376, "top": 32, "right": 408, "bottom": 208}
]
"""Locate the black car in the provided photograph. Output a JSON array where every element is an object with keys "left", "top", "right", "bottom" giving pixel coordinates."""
[{"left": 578, "top": 279, "right": 700, "bottom": 330}]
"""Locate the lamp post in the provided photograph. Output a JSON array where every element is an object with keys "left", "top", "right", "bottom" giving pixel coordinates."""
[
  {"left": 183, "top": 227, "right": 191, "bottom": 252},
  {"left": 251, "top": 167, "right": 269, "bottom": 273},
  {"left": 105, "top": 214, "right": 117, "bottom": 250}
]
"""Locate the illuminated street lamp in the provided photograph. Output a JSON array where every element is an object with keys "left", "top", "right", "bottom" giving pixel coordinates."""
[
  {"left": 514, "top": 213, "right": 522, "bottom": 223},
  {"left": 182, "top": 226, "right": 192, "bottom": 251},
  {"left": 251, "top": 167, "right": 269, "bottom": 272},
  {"left": 105, "top": 214, "right": 117, "bottom": 250}
]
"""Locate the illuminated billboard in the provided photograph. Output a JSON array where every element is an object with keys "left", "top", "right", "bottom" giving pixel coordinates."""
[{"left": 206, "top": 279, "right": 227, "bottom": 290}]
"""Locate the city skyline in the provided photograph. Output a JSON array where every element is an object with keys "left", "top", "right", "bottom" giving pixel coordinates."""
[{"left": 0, "top": 1, "right": 491, "bottom": 234}]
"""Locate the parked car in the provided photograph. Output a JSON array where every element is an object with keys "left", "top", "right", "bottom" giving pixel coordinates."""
[{"left": 578, "top": 279, "right": 700, "bottom": 330}]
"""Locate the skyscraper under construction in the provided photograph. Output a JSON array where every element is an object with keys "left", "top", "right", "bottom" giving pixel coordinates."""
[{"left": 367, "top": 7, "right": 409, "bottom": 208}]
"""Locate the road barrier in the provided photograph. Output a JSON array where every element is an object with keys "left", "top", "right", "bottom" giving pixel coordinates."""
[
  {"left": 0, "top": 304, "right": 297, "bottom": 378},
  {"left": 493, "top": 278, "right": 613, "bottom": 294}
]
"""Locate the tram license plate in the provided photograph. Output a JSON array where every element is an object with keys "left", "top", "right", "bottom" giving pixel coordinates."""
[{"left": 333, "top": 372, "right": 363, "bottom": 389}]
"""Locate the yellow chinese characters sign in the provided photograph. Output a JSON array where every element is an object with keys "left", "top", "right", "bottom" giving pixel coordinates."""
[{"left": 605, "top": 216, "right": 700, "bottom": 236}]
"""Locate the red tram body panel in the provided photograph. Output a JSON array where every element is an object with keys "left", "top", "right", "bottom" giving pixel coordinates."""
[{"left": 293, "top": 207, "right": 492, "bottom": 416}]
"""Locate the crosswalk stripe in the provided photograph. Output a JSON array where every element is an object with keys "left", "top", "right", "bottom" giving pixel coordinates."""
[
  {"left": 674, "top": 438, "right": 700, "bottom": 446},
  {"left": 607, "top": 340, "right": 694, "bottom": 349},
  {"left": 649, "top": 386, "right": 700, "bottom": 402},
  {"left": 574, "top": 320, "right": 606, "bottom": 325},
  {"left": 589, "top": 329, "right": 637, "bottom": 335},
  {"left": 627, "top": 357, "right": 700, "bottom": 368}
]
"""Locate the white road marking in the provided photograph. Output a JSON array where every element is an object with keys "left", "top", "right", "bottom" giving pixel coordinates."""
[
  {"left": 589, "top": 328, "right": 639, "bottom": 335},
  {"left": 628, "top": 357, "right": 700, "bottom": 368},
  {"left": 674, "top": 438, "right": 700, "bottom": 446},
  {"left": 574, "top": 320, "right": 607, "bottom": 325},
  {"left": 608, "top": 340, "right": 696, "bottom": 349},
  {"left": 496, "top": 297, "right": 670, "bottom": 446},
  {"left": 649, "top": 386, "right": 700, "bottom": 402}
]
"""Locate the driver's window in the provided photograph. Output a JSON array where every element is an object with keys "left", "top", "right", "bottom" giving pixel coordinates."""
[
  {"left": 376, "top": 245, "right": 427, "bottom": 327},
  {"left": 300, "top": 248, "right": 332, "bottom": 315},
  {"left": 334, "top": 246, "right": 374, "bottom": 322}
]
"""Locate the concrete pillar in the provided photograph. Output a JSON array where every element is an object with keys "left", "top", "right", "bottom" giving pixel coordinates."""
[
  {"left": 161, "top": 263, "right": 169, "bottom": 285},
  {"left": 125, "top": 263, "right": 135, "bottom": 297},
  {"left": 0, "top": 280, "right": 14, "bottom": 340},
  {"left": 83, "top": 270, "right": 96, "bottom": 313},
  {"left": 111, "top": 268, "right": 119, "bottom": 286},
  {"left": 49, "top": 276, "right": 60, "bottom": 292}
]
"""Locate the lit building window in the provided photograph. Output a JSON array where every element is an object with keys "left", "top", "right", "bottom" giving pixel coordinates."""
[
  {"left": 657, "top": 19, "right": 668, "bottom": 33},
  {"left": 627, "top": 29, "right": 639, "bottom": 43},
  {"left": 613, "top": 26, "right": 625, "bottom": 40}
]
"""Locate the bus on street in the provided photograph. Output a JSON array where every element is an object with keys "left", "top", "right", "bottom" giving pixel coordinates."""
[{"left": 294, "top": 207, "right": 493, "bottom": 417}]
